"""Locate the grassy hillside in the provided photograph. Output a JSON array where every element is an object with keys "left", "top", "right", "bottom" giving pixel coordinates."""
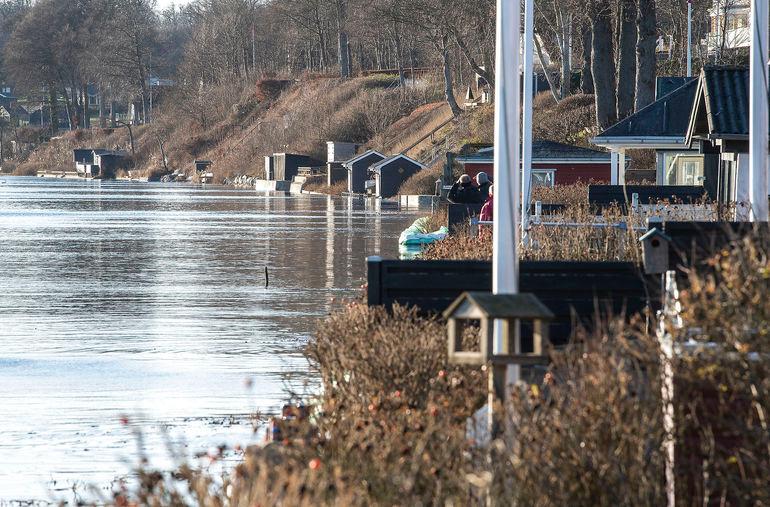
[
  {"left": 15, "top": 82, "right": 613, "bottom": 189},
  {"left": 15, "top": 75, "right": 446, "bottom": 182}
]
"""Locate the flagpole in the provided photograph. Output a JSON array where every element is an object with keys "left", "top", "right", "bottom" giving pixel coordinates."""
[
  {"left": 749, "top": 0, "right": 769, "bottom": 221},
  {"left": 493, "top": 0, "right": 522, "bottom": 392},
  {"left": 521, "top": 0, "right": 535, "bottom": 242},
  {"left": 687, "top": 0, "right": 692, "bottom": 77}
]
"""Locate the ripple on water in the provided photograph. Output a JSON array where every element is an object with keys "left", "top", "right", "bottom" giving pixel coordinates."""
[{"left": 0, "top": 177, "right": 415, "bottom": 501}]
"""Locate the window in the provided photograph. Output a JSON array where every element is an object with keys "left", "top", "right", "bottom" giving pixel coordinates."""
[
  {"left": 665, "top": 154, "right": 704, "bottom": 185},
  {"left": 531, "top": 169, "right": 556, "bottom": 188}
]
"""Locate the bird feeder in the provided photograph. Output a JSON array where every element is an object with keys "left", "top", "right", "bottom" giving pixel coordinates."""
[
  {"left": 639, "top": 226, "right": 671, "bottom": 275},
  {"left": 442, "top": 292, "right": 554, "bottom": 366}
]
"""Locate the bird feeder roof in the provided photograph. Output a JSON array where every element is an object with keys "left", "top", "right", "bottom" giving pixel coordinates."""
[{"left": 442, "top": 292, "right": 555, "bottom": 321}]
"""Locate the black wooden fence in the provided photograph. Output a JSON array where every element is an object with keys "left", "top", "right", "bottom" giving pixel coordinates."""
[
  {"left": 367, "top": 257, "right": 659, "bottom": 346},
  {"left": 588, "top": 185, "right": 708, "bottom": 213}
]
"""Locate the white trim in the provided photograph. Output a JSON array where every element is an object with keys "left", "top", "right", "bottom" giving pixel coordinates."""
[
  {"left": 342, "top": 149, "right": 386, "bottom": 168},
  {"left": 457, "top": 157, "right": 611, "bottom": 165},
  {"left": 369, "top": 153, "right": 426, "bottom": 172},
  {"left": 591, "top": 136, "right": 686, "bottom": 150}
]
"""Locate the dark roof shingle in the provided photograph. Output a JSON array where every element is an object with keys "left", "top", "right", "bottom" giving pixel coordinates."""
[{"left": 595, "top": 78, "right": 698, "bottom": 139}]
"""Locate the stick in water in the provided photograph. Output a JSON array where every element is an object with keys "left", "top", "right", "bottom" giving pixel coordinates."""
[{"left": 265, "top": 266, "right": 269, "bottom": 288}]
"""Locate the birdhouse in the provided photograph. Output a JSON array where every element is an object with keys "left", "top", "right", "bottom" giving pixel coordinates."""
[
  {"left": 639, "top": 227, "right": 671, "bottom": 274},
  {"left": 442, "top": 292, "right": 554, "bottom": 366}
]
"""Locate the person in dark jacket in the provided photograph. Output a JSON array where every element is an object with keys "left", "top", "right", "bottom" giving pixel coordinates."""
[
  {"left": 448, "top": 174, "right": 477, "bottom": 203},
  {"left": 474, "top": 172, "right": 492, "bottom": 202}
]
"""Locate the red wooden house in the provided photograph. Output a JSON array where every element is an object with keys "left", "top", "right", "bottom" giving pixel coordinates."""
[{"left": 455, "top": 140, "right": 613, "bottom": 186}]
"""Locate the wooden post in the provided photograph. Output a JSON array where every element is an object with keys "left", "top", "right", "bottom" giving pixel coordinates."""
[{"left": 366, "top": 256, "right": 383, "bottom": 306}]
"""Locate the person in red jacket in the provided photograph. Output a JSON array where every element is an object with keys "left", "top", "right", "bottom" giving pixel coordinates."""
[{"left": 479, "top": 184, "right": 493, "bottom": 222}]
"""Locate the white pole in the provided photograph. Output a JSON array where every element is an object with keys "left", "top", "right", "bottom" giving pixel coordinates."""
[
  {"left": 687, "top": 0, "right": 693, "bottom": 77},
  {"left": 521, "top": 0, "right": 535, "bottom": 242},
  {"left": 750, "top": 0, "right": 769, "bottom": 221},
  {"left": 618, "top": 149, "right": 627, "bottom": 184},
  {"left": 493, "top": 0, "right": 521, "bottom": 360},
  {"left": 611, "top": 151, "right": 619, "bottom": 184}
]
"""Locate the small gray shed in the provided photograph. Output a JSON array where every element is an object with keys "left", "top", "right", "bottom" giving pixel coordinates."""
[
  {"left": 370, "top": 154, "right": 426, "bottom": 198},
  {"left": 343, "top": 149, "right": 386, "bottom": 193}
]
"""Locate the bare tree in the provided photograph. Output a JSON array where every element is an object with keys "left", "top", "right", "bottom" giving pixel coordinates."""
[
  {"left": 635, "top": 0, "right": 656, "bottom": 110},
  {"left": 616, "top": 0, "right": 637, "bottom": 119}
]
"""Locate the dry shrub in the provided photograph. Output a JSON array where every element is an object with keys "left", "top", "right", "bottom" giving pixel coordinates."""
[
  {"left": 420, "top": 200, "right": 644, "bottom": 263},
  {"left": 531, "top": 182, "right": 589, "bottom": 206},
  {"left": 422, "top": 206, "right": 447, "bottom": 232},
  {"left": 123, "top": 236, "right": 770, "bottom": 506},
  {"left": 360, "top": 89, "right": 410, "bottom": 137},
  {"left": 496, "top": 321, "right": 666, "bottom": 505},
  {"left": 532, "top": 93, "right": 597, "bottom": 147},
  {"left": 302, "top": 179, "right": 347, "bottom": 195},
  {"left": 124, "top": 303, "right": 486, "bottom": 505}
]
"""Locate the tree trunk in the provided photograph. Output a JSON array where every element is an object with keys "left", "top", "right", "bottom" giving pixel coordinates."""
[
  {"left": 83, "top": 85, "right": 91, "bottom": 129},
  {"left": 453, "top": 27, "right": 495, "bottom": 89},
  {"left": 635, "top": 0, "right": 657, "bottom": 111},
  {"left": 441, "top": 36, "right": 462, "bottom": 117},
  {"left": 591, "top": 3, "right": 617, "bottom": 129},
  {"left": 338, "top": 31, "right": 351, "bottom": 77},
  {"left": 48, "top": 85, "right": 59, "bottom": 135},
  {"left": 616, "top": 0, "right": 638, "bottom": 119},
  {"left": 558, "top": 13, "right": 572, "bottom": 99},
  {"left": 98, "top": 86, "right": 106, "bottom": 128},
  {"left": 581, "top": 23, "right": 594, "bottom": 93},
  {"left": 535, "top": 35, "right": 561, "bottom": 103}
]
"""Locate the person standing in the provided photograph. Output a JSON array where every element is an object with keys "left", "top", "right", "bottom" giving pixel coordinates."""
[
  {"left": 448, "top": 174, "right": 477, "bottom": 203},
  {"left": 475, "top": 172, "right": 492, "bottom": 202},
  {"left": 479, "top": 184, "right": 493, "bottom": 221}
]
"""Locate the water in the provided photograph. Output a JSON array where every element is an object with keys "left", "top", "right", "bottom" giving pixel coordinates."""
[{"left": 0, "top": 177, "right": 414, "bottom": 502}]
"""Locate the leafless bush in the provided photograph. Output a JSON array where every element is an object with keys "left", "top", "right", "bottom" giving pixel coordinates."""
[
  {"left": 495, "top": 321, "right": 667, "bottom": 505},
  {"left": 124, "top": 233, "right": 770, "bottom": 505},
  {"left": 532, "top": 93, "right": 597, "bottom": 147}
]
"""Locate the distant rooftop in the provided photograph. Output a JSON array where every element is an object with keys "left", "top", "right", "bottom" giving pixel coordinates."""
[{"left": 457, "top": 140, "right": 611, "bottom": 162}]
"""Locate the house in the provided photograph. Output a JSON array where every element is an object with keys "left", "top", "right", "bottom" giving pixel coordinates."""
[
  {"left": 343, "top": 149, "right": 386, "bottom": 193},
  {"left": 73, "top": 148, "right": 129, "bottom": 178},
  {"left": 74, "top": 148, "right": 101, "bottom": 176},
  {"left": 93, "top": 150, "right": 130, "bottom": 179},
  {"left": 370, "top": 154, "right": 426, "bottom": 198},
  {"left": 456, "top": 140, "right": 613, "bottom": 187},
  {"left": 704, "top": 0, "right": 749, "bottom": 55},
  {"left": 685, "top": 66, "right": 765, "bottom": 205},
  {"left": 591, "top": 77, "right": 700, "bottom": 186}
]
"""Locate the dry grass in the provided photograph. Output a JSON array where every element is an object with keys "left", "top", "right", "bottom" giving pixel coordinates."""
[
  {"left": 532, "top": 93, "right": 597, "bottom": 147},
  {"left": 15, "top": 75, "right": 438, "bottom": 183},
  {"left": 120, "top": 228, "right": 770, "bottom": 506},
  {"left": 302, "top": 179, "right": 347, "bottom": 195}
]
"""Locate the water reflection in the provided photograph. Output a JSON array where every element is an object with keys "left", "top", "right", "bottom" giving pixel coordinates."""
[{"left": 0, "top": 177, "right": 415, "bottom": 501}]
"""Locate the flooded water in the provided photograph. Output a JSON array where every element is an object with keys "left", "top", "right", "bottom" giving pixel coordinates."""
[{"left": 0, "top": 177, "right": 414, "bottom": 502}]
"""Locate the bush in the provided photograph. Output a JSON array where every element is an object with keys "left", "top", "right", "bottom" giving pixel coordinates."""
[
  {"left": 123, "top": 232, "right": 770, "bottom": 506},
  {"left": 532, "top": 92, "right": 597, "bottom": 147}
]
